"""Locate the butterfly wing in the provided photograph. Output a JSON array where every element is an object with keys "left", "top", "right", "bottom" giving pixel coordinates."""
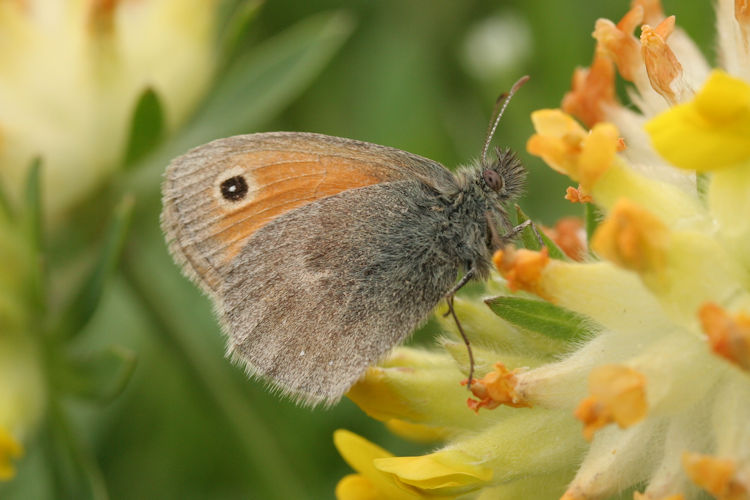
[
  {"left": 161, "top": 132, "right": 461, "bottom": 405},
  {"left": 221, "top": 180, "right": 460, "bottom": 406},
  {"left": 161, "top": 132, "right": 457, "bottom": 295}
]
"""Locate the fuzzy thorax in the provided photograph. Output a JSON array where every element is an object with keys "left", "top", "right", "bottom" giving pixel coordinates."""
[{"left": 444, "top": 148, "right": 527, "bottom": 279}]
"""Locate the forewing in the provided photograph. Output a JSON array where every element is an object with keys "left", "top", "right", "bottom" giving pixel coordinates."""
[
  {"left": 220, "top": 180, "right": 459, "bottom": 406},
  {"left": 161, "top": 132, "right": 456, "bottom": 295}
]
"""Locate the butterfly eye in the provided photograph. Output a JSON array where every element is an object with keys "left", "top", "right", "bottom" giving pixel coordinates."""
[
  {"left": 482, "top": 169, "right": 504, "bottom": 192},
  {"left": 220, "top": 175, "right": 249, "bottom": 201}
]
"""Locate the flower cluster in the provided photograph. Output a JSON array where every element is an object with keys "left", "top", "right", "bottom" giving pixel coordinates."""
[
  {"left": 334, "top": 1, "right": 750, "bottom": 498},
  {"left": 0, "top": 0, "right": 216, "bottom": 215}
]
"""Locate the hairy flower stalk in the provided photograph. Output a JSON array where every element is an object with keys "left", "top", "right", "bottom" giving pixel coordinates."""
[{"left": 334, "top": 1, "right": 750, "bottom": 499}]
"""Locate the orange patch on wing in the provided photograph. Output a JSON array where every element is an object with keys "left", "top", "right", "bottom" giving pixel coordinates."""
[{"left": 212, "top": 151, "right": 390, "bottom": 262}]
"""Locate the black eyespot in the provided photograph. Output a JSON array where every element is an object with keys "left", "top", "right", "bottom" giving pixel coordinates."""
[
  {"left": 482, "top": 169, "right": 504, "bottom": 192},
  {"left": 220, "top": 175, "right": 249, "bottom": 201}
]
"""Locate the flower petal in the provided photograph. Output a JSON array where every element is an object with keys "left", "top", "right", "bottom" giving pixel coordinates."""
[
  {"left": 574, "top": 364, "right": 648, "bottom": 441},
  {"left": 682, "top": 452, "right": 749, "bottom": 499},
  {"left": 592, "top": 199, "right": 747, "bottom": 322},
  {"left": 384, "top": 419, "right": 449, "bottom": 444},
  {"left": 375, "top": 450, "right": 492, "bottom": 496},
  {"left": 561, "top": 50, "right": 618, "bottom": 128},
  {"left": 698, "top": 303, "right": 750, "bottom": 371},
  {"left": 333, "top": 430, "right": 425, "bottom": 500},
  {"left": 645, "top": 70, "right": 750, "bottom": 171},
  {"left": 336, "top": 474, "right": 384, "bottom": 500}
]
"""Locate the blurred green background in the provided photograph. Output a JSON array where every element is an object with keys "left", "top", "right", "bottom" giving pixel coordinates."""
[{"left": 0, "top": 1, "right": 715, "bottom": 499}]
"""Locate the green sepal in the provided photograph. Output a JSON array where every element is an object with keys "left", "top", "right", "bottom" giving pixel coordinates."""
[
  {"left": 57, "top": 195, "right": 134, "bottom": 340},
  {"left": 584, "top": 202, "right": 601, "bottom": 246},
  {"left": 484, "top": 296, "right": 596, "bottom": 343},
  {"left": 515, "top": 205, "right": 568, "bottom": 261},
  {"left": 123, "top": 88, "right": 165, "bottom": 168},
  {"left": 696, "top": 171, "right": 710, "bottom": 203},
  {"left": 61, "top": 346, "right": 137, "bottom": 403}
]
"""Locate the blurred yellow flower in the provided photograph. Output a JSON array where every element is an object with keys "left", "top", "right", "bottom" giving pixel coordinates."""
[
  {"left": 0, "top": 427, "right": 22, "bottom": 481},
  {"left": 0, "top": 0, "right": 218, "bottom": 215},
  {"left": 335, "top": 1, "right": 750, "bottom": 498},
  {"left": 0, "top": 332, "right": 45, "bottom": 482}
]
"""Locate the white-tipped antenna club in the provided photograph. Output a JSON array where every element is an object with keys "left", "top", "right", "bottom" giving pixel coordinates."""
[{"left": 481, "top": 75, "right": 530, "bottom": 164}]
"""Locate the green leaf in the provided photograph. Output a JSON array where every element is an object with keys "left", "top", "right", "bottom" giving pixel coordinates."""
[
  {"left": 584, "top": 202, "right": 601, "bottom": 246},
  {"left": 125, "top": 10, "right": 355, "bottom": 195},
  {"left": 182, "top": 9, "right": 355, "bottom": 147},
  {"left": 218, "top": 0, "right": 264, "bottom": 67},
  {"left": 515, "top": 205, "right": 569, "bottom": 261},
  {"left": 43, "top": 403, "right": 109, "bottom": 500},
  {"left": 485, "top": 296, "right": 596, "bottom": 342},
  {"left": 123, "top": 88, "right": 165, "bottom": 168},
  {"left": 23, "top": 158, "right": 45, "bottom": 314},
  {"left": 62, "top": 346, "right": 137, "bottom": 403},
  {"left": 0, "top": 174, "right": 12, "bottom": 220},
  {"left": 24, "top": 157, "right": 43, "bottom": 253},
  {"left": 57, "top": 195, "right": 134, "bottom": 339}
]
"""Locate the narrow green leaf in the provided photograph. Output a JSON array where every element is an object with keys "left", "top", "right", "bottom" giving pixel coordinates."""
[
  {"left": 584, "top": 202, "right": 601, "bottom": 246},
  {"left": 182, "top": 10, "right": 355, "bottom": 147},
  {"left": 57, "top": 195, "right": 134, "bottom": 339},
  {"left": 62, "top": 346, "right": 137, "bottom": 403},
  {"left": 218, "top": 0, "right": 263, "bottom": 66},
  {"left": 44, "top": 403, "right": 109, "bottom": 500},
  {"left": 515, "top": 205, "right": 569, "bottom": 261},
  {"left": 24, "top": 158, "right": 45, "bottom": 313},
  {"left": 24, "top": 157, "right": 43, "bottom": 253},
  {"left": 485, "top": 296, "right": 595, "bottom": 342},
  {"left": 123, "top": 88, "right": 164, "bottom": 168},
  {"left": 0, "top": 174, "right": 12, "bottom": 220}
]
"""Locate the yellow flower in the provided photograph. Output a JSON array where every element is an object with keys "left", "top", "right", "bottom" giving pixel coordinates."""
[
  {"left": 335, "top": 1, "right": 750, "bottom": 498},
  {"left": 0, "top": 0, "right": 218, "bottom": 216},
  {"left": 0, "top": 427, "right": 23, "bottom": 481},
  {"left": 646, "top": 71, "right": 750, "bottom": 172},
  {"left": 0, "top": 331, "right": 45, "bottom": 482}
]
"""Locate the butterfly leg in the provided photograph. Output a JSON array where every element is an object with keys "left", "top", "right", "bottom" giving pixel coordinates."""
[
  {"left": 503, "top": 218, "right": 544, "bottom": 247},
  {"left": 444, "top": 267, "right": 477, "bottom": 388},
  {"left": 489, "top": 207, "right": 545, "bottom": 248},
  {"left": 442, "top": 265, "right": 476, "bottom": 319}
]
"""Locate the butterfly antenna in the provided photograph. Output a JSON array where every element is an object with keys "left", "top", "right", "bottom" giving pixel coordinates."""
[{"left": 481, "top": 75, "right": 530, "bottom": 164}]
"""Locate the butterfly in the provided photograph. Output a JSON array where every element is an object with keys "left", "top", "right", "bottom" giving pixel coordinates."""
[{"left": 161, "top": 76, "right": 532, "bottom": 406}]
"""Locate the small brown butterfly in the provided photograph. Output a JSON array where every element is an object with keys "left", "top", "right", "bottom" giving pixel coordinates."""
[{"left": 161, "top": 76, "right": 531, "bottom": 406}]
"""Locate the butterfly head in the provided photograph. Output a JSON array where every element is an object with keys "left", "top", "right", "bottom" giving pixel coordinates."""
[{"left": 479, "top": 147, "right": 526, "bottom": 203}]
